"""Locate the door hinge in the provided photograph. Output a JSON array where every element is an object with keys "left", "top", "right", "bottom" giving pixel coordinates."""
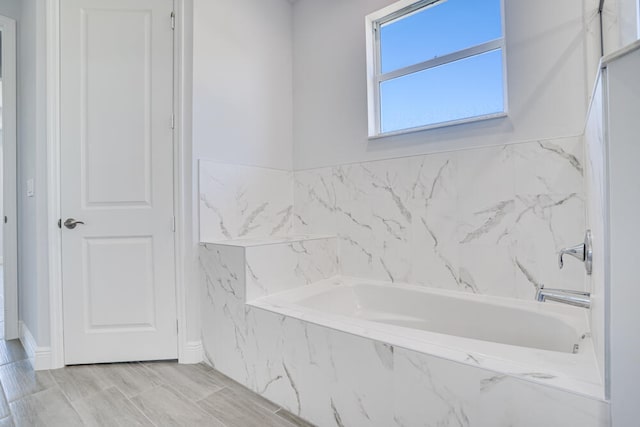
[
  {"left": 58, "top": 218, "right": 62, "bottom": 229},
  {"left": 171, "top": 11, "right": 175, "bottom": 30},
  {"left": 171, "top": 216, "right": 176, "bottom": 232},
  {"left": 171, "top": 114, "right": 175, "bottom": 129}
]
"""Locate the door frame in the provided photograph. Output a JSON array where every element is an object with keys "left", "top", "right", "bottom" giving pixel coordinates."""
[
  {"left": 0, "top": 14, "right": 19, "bottom": 341},
  {"left": 45, "top": 0, "right": 195, "bottom": 369}
]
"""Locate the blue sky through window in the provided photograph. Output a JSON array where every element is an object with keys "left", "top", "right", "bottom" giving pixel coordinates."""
[{"left": 377, "top": 0, "right": 504, "bottom": 133}]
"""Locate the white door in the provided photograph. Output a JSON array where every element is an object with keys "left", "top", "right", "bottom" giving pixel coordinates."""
[{"left": 60, "top": 0, "right": 177, "bottom": 364}]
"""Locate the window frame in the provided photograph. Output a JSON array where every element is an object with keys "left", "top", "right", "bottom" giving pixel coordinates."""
[{"left": 365, "top": 0, "right": 508, "bottom": 138}]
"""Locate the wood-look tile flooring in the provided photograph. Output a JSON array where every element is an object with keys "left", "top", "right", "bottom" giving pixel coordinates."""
[{"left": 0, "top": 339, "right": 314, "bottom": 427}]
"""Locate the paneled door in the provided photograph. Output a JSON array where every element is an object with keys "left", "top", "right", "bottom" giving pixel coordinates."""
[{"left": 60, "top": 0, "right": 177, "bottom": 364}]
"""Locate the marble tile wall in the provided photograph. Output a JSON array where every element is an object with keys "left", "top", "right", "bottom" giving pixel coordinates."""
[
  {"left": 584, "top": 75, "right": 606, "bottom": 381},
  {"left": 199, "top": 244, "right": 609, "bottom": 427},
  {"left": 294, "top": 137, "right": 587, "bottom": 300},
  {"left": 244, "top": 237, "right": 338, "bottom": 301},
  {"left": 199, "top": 161, "right": 294, "bottom": 242}
]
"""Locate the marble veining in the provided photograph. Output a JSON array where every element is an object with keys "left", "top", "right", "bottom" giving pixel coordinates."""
[
  {"left": 199, "top": 161, "right": 294, "bottom": 242},
  {"left": 199, "top": 244, "right": 608, "bottom": 427},
  {"left": 294, "top": 137, "right": 586, "bottom": 300}
]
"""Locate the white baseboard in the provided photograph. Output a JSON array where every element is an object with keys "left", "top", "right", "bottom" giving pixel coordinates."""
[
  {"left": 179, "top": 340, "right": 203, "bottom": 364},
  {"left": 19, "top": 321, "right": 53, "bottom": 371}
]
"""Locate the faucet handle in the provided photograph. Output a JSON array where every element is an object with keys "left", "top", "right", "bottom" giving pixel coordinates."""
[
  {"left": 557, "top": 230, "right": 593, "bottom": 275},
  {"left": 558, "top": 244, "right": 585, "bottom": 269}
]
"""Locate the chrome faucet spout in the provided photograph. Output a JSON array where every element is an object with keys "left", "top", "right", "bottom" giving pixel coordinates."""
[{"left": 535, "top": 285, "right": 591, "bottom": 309}]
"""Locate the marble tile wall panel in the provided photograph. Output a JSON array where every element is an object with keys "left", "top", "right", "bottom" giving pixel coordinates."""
[
  {"left": 199, "top": 243, "right": 249, "bottom": 382},
  {"left": 199, "top": 161, "right": 293, "bottom": 242},
  {"left": 199, "top": 248, "right": 608, "bottom": 426},
  {"left": 584, "top": 75, "right": 606, "bottom": 381},
  {"left": 293, "top": 167, "right": 337, "bottom": 235},
  {"left": 294, "top": 137, "right": 587, "bottom": 300},
  {"left": 245, "top": 237, "right": 338, "bottom": 300}
]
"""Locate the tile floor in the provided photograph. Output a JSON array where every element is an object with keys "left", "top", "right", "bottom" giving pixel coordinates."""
[{"left": 0, "top": 339, "right": 314, "bottom": 426}]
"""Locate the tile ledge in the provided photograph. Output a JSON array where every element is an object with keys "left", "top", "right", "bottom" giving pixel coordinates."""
[{"left": 200, "top": 234, "right": 336, "bottom": 248}]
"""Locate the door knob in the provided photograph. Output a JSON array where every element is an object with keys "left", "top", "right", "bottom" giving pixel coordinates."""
[{"left": 64, "top": 218, "right": 85, "bottom": 229}]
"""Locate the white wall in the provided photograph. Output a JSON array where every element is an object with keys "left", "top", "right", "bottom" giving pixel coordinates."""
[
  {"left": 190, "top": 0, "right": 293, "bottom": 348},
  {"left": 192, "top": 0, "right": 293, "bottom": 171},
  {"left": 605, "top": 45, "right": 640, "bottom": 427},
  {"left": 616, "top": 0, "right": 639, "bottom": 46},
  {"left": 292, "top": 0, "right": 594, "bottom": 170},
  {"left": 17, "top": 0, "right": 49, "bottom": 346},
  {"left": 0, "top": 0, "right": 20, "bottom": 20}
]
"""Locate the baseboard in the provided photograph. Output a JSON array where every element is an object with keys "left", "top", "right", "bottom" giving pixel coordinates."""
[
  {"left": 19, "top": 321, "right": 53, "bottom": 371},
  {"left": 179, "top": 340, "right": 203, "bottom": 364}
]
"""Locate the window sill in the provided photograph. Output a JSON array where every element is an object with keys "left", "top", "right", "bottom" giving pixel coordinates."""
[{"left": 368, "top": 112, "right": 508, "bottom": 141}]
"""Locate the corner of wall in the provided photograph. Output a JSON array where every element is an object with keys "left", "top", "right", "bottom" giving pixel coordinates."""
[{"left": 18, "top": 321, "right": 53, "bottom": 371}]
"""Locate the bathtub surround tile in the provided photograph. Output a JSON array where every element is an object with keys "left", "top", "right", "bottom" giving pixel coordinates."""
[
  {"left": 476, "top": 376, "right": 608, "bottom": 427},
  {"left": 288, "top": 137, "right": 587, "bottom": 300},
  {"left": 200, "top": 242, "right": 607, "bottom": 426},
  {"left": 334, "top": 157, "right": 420, "bottom": 284},
  {"left": 293, "top": 167, "right": 337, "bottom": 234},
  {"left": 410, "top": 153, "right": 461, "bottom": 290},
  {"left": 512, "top": 136, "right": 584, "bottom": 196},
  {"left": 245, "top": 237, "right": 338, "bottom": 300},
  {"left": 394, "top": 347, "right": 608, "bottom": 427},
  {"left": 513, "top": 193, "right": 587, "bottom": 297},
  {"left": 199, "top": 161, "right": 294, "bottom": 242},
  {"left": 200, "top": 137, "right": 586, "bottom": 301}
]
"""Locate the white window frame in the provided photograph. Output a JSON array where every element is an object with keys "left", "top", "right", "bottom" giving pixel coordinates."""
[{"left": 365, "top": 0, "right": 508, "bottom": 138}]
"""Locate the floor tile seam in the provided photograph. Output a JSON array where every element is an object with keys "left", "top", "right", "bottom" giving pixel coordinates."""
[
  {"left": 195, "top": 370, "right": 284, "bottom": 414},
  {"left": 6, "top": 383, "right": 82, "bottom": 422},
  {"left": 0, "top": 346, "right": 29, "bottom": 366},
  {"left": 52, "top": 366, "right": 117, "bottom": 402},
  {"left": 3, "top": 367, "right": 56, "bottom": 404},
  {"left": 113, "top": 389, "right": 160, "bottom": 427},
  {"left": 272, "top": 409, "right": 306, "bottom": 427},
  {"left": 274, "top": 409, "right": 315, "bottom": 427},
  {"left": 162, "top": 380, "right": 224, "bottom": 404},
  {"left": 194, "top": 387, "right": 298, "bottom": 427},
  {"left": 131, "top": 383, "right": 229, "bottom": 427},
  {"left": 125, "top": 386, "right": 159, "bottom": 427},
  {"left": 190, "top": 394, "right": 233, "bottom": 427},
  {"left": 0, "top": 379, "right": 10, "bottom": 409},
  {"left": 194, "top": 384, "right": 229, "bottom": 404}
]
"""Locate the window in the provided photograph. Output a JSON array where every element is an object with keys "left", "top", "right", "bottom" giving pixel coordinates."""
[{"left": 366, "top": 0, "right": 507, "bottom": 137}]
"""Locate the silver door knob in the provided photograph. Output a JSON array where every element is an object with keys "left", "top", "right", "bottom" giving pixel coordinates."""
[{"left": 64, "top": 218, "right": 85, "bottom": 229}]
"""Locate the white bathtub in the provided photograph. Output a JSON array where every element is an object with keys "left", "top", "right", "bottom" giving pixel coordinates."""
[{"left": 249, "top": 276, "right": 603, "bottom": 398}]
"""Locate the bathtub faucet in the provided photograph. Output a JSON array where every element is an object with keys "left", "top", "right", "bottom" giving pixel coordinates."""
[{"left": 535, "top": 285, "right": 591, "bottom": 309}]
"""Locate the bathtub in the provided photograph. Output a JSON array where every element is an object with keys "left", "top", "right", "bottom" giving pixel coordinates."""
[
  {"left": 201, "top": 240, "right": 608, "bottom": 426},
  {"left": 249, "top": 276, "right": 603, "bottom": 398}
]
